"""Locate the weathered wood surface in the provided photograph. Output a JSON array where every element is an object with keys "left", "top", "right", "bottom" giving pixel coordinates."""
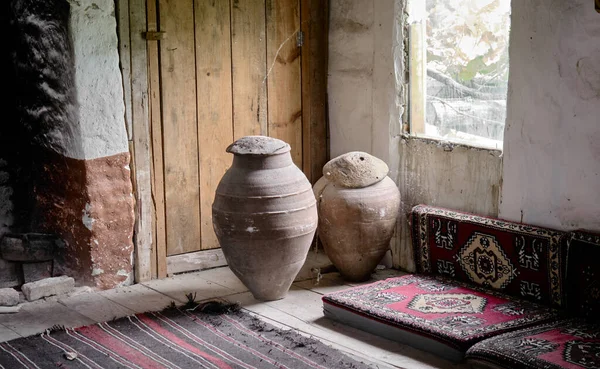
[
  {"left": 195, "top": 0, "right": 234, "bottom": 251},
  {"left": 267, "top": 0, "right": 303, "bottom": 167},
  {"left": 129, "top": 0, "right": 153, "bottom": 282},
  {"left": 231, "top": 0, "right": 268, "bottom": 138},
  {"left": 159, "top": 0, "right": 201, "bottom": 256}
]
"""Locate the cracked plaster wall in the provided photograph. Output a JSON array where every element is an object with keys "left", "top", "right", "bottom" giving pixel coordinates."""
[
  {"left": 499, "top": 0, "right": 600, "bottom": 232},
  {"left": 328, "top": 0, "right": 503, "bottom": 271},
  {"left": 328, "top": 0, "right": 600, "bottom": 271},
  {"left": 328, "top": 0, "right": 404, "bottom": 175},
  {"left": 0, "top": 0, "right": 134, "bottom": 289},
  {"left": 57, "top": 0, "right": 134, "bottom": 288},
  {"left": 68, "top": 0, "right": 129, "bottom": 160}
]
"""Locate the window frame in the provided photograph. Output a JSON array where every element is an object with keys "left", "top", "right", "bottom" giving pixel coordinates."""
[{"left": 405, "top": 0, "right": 509, "bottom": 152}]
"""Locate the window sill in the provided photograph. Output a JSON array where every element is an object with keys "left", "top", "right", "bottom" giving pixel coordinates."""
[{"left": 403, "top": 133, "right": 504, "bottom": 153}]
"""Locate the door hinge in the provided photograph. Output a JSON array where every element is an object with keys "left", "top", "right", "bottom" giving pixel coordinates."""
[{"left": 296, "top": 31, "right": 304, "bottom": 47}]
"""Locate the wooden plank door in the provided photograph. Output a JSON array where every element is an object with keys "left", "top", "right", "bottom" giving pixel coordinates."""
[
  {"left": 195, "top": 0, "right": 234, "bottom": 270},
  {"left": 159, "top": 0, "right": 201, "bottom": 259},
  {"left": 146, "top": 0, "right": 327, "bottom": 276}
]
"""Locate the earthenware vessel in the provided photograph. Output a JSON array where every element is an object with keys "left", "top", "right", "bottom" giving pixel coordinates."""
[
  {"left": 212, "top": 136, "right": 318, "bottom": 301},
  {"left": 315, "top": 166, "right": 400, "bottom": 282}
]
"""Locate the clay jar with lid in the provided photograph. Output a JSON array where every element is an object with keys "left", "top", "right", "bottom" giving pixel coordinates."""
[
  {"left": 212, "top": 136, "right": 318, "bottom": 301},
  {"left": 314, "top": 152, "right": 400, "bottom": 282}
]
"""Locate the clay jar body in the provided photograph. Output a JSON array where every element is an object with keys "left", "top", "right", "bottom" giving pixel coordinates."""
[
  {"left": 316, "top": 177, "right": 400, "bottom": 282},
  {"left": 212, "top": 136, "right": 317, "bottom": 301}
]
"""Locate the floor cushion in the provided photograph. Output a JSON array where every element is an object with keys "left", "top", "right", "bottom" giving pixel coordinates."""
[
  {"left": 565, "top": 231, "right": 600, "bottom": 320},
  {"left": 466, "top": 319, "right": 600, "bottom": 369},
  {"left": 322, "top": 274, "right": 559, "bottom": 362},
  {"left": 411, "top": 205, "right": 568, "bottom": 308}
]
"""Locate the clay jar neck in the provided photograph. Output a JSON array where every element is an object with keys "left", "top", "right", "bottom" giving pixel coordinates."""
[{"left": 231, "top": 152, "right": 292, "bottom": 170}]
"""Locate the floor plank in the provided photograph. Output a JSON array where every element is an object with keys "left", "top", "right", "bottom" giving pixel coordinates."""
[
  {"left": 59, "top": 292, "right": 135, "bottom": 322},
  {"left": 347, "top": 269, "right": 409, "bottom": 286},
  {"left": 142, "top": 272, "right": 236, "bottom": 304},
  {"left": 0, "top": 267, "right": 467, "bottom": 369},
  {"left": 0, "top": 324, "right": 21, "bottom": 343},
  {"left": 294, "top": 272, "right": 353, "bottom": 295},
  {"left": 227, "top": 285, "right": 465, "bottom": 369},
  {"left": 100, "top": 283, "right": 176, "bottom": 313},
  {"left": 195, "top": 267, "right": 249, "bottom": 294},
  {"left": 0, "top": 300, "right": 94, "bottom": 338}
]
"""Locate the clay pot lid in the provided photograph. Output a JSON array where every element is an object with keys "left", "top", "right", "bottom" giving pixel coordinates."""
[{"left": 226, "top": 136, "right": 291, "bottom": 156}]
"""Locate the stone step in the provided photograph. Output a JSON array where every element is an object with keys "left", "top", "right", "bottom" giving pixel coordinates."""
[
  {"left": 21, "top": 276, "right": 74, "bottom": 301},
  {"left": 0, "top": 288, "right": 19, "bottom": 306}
]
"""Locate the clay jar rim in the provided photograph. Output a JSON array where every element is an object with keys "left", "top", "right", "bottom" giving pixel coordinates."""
[{"left": 226, "top": 135, "right": 291, "bottom": 156}]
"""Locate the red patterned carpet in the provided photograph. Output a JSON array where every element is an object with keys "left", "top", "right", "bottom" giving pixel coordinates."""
[
  {"left": 411, "top": 205, "right": 567, "bottom": 308},
  {"left": 466, "top": 319, "right": 600, "bottom": 369},
  {"left": 0, "top": 306, "right": 372, "bottom": 369},
  {"left": 323, "top": 275, "right": 558, "bottom": 355}
]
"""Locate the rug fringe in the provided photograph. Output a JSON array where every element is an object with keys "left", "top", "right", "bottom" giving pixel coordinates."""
[
  {"left": 158, "top": 298, "right": 241, "bottom": 315},
  {"left": 45, "top": 324, "right": 67, "bottom": 334},
  {"left": 185, "top": 300, "right": 241, "bottom": 315}
]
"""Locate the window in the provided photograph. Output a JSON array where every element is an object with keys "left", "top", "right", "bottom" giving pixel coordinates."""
[{"left": 408, "top": 0, "right": 511, "bottom": 149}]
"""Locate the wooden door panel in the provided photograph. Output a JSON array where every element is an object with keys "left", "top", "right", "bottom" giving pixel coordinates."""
[
  {"left": 231, "top": 0, "right": 268, "bottom": 139},
  {"left": 266, "top": 0, "right": 303, "bottom": 167},
  {"left": 300, "top": 0, "right": 329, "bottom": 184},
  {"left": 145, "top": 0, "right": 327, "bottom": 275},
  {"left": 128, "top": 0, "right": 328, "bottom": 278},
  {"left": 159, "top": 0, "right": 201, "bottom": 256},
  {"left": 195, "top": 0, "right": 234, "bottom": 251}
]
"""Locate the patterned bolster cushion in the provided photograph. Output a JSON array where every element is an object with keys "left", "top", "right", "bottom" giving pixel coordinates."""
[
  {"left": 565, "top": 231, "right": 600, "bottom": 320},
  {"left": 411, "top": 205, "right": 567, "bottom": 308},
  {"left": 465, "top": 319, "right": 600, "bottom": 369}
]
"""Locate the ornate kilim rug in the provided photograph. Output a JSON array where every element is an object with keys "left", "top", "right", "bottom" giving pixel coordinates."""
[
  {"left": 323, "top": 275, "right": 559, "bottom": 355},
  {"left": 466, "top": 319, "right": 600, "bottom": 369},
  {"left": 411, "top": 205, "right": 567, "bottom": 308},
  {"left": 0, "top": 304, "right": 373, "bottom": 369}
]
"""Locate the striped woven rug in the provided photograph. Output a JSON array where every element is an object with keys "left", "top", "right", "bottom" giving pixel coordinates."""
[{"left": 0, "top": 306, "right": 372, "bottom": 368}]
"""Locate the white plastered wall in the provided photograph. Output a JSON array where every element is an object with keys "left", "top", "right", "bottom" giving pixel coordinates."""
[
  {"left": 328, "top": 0, "right": 503, "bottom": 271},
  {"left": 328, "top": 0, "right": 403, "bottom": 180},
  {"left": 499, "top": 0, "right": 600, "bottom": 232},
  {"left": 68, "top": 0, "right": 129, "bottom": 160}
]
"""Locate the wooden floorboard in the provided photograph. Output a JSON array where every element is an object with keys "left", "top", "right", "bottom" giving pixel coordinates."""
[
  {"left": 0, "top": 267, "right": 466, "bottom": 369},
  {"left": 0, "top": 300, "right": 94, "bottom": 338},
  {"left": 142, "top": 272, "right": 236, "bottom": 303},
  {"left": 0, "top": 324, "right": 21, "bottom": 342},
  {"left": 59, "top": 292, "right": 135, "bottom": 323},
  {"left": 226, "top": 282, "right": 463, "bottom": 369},
  {"left": 100, "top": 283, "right": 177, "bottom": 313}
]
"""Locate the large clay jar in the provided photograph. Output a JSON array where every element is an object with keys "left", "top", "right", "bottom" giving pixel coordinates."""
[
  {"left": 315, "top": 176, "right": 400, "bottom": 282},
  {"left": 212, "top": 136, "right": 318, "bottom": 301}
]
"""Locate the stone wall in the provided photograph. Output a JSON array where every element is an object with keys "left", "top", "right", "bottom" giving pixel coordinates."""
[
  {"left": 0, "top": 162, "right": 12, "bottom": 239},
  {"left": 0, "top": 0, "right": 134, "bottom": 289}
]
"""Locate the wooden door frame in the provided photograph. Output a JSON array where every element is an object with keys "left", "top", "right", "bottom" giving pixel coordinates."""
[
  {"left": 117, "top": 0, "right": 329, "bottom": 281},
  {"left": 300, "top": 0, "right": 329, "bottom": 184},
  {"left": 116, "top": 0, "right": 153, "bottom": 283}
]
